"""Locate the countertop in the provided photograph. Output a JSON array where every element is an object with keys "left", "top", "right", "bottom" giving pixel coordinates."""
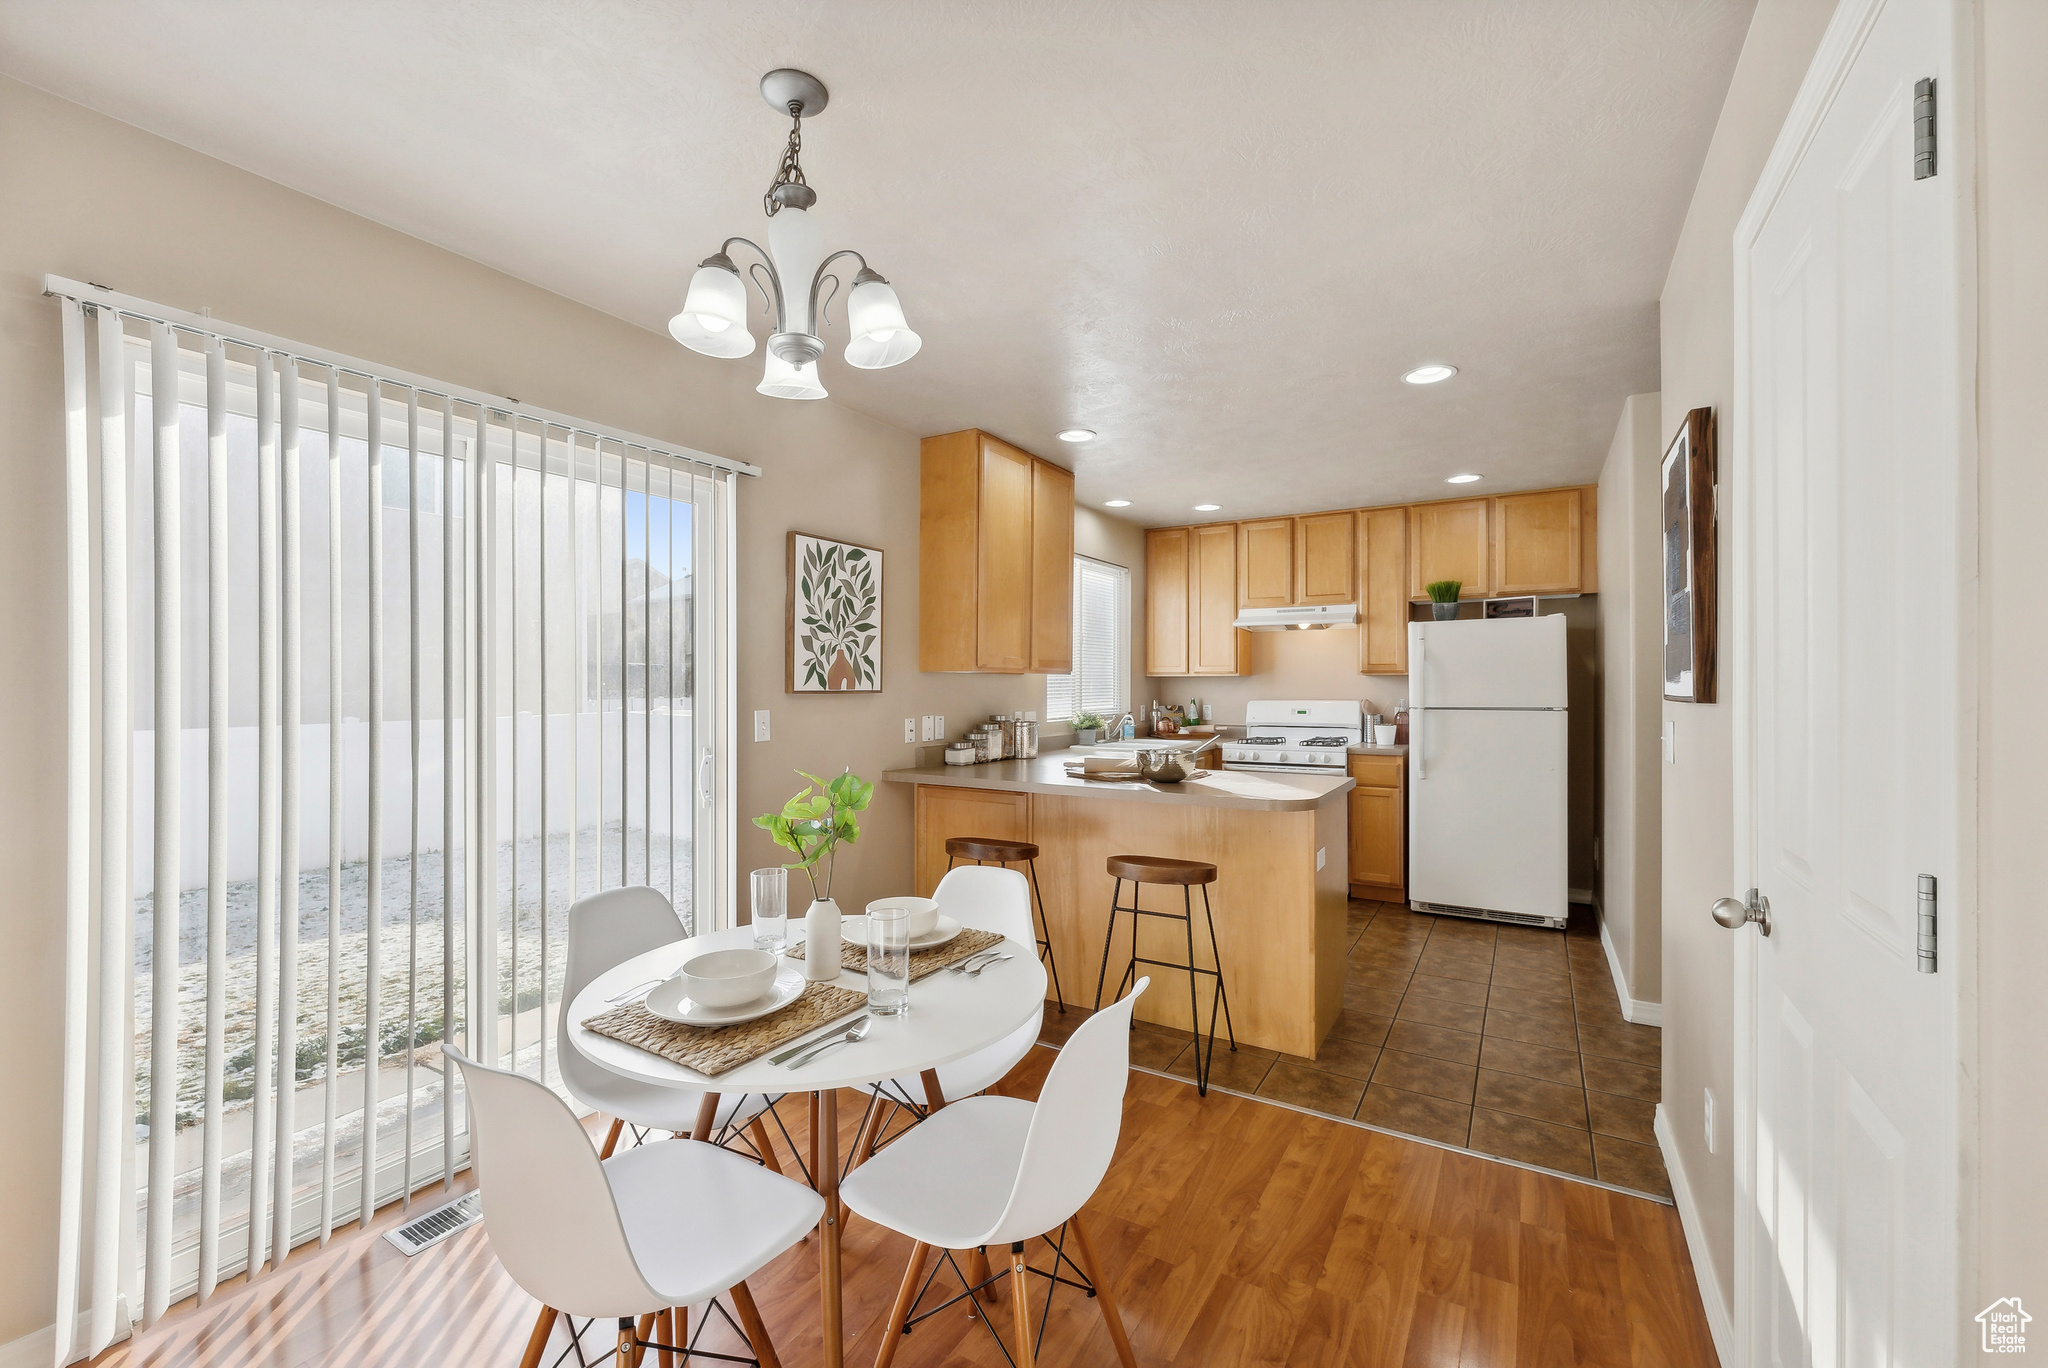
[
  {"left": 1346, "top": 743, "right": 1409, "bottom": 756},
  {"left": 884, "top": 755, "right": 1352, "bottom": 811}
]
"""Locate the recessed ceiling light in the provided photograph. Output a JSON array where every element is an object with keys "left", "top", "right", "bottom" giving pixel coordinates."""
[
  {"left": 1057, "top": 428, "right": 1096, "bottom": 442},
  {"left": 1194, "top": 504, "right": 1221, "bottom": 512},
  {"left": 1104, "top": 499, "right": 1131, "bottom": 508},
  {"left": 1403, "top": 364, "right": 1458, "bottom": 385},
  {"left": 1446, "top": 473, "right": 1482, "bottom": 484}
]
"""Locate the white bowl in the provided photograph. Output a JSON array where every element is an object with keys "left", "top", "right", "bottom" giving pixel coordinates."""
[
  {"left": 678, "top": 948, "right": 780, "bottom": 1008},
  {"left": 866, "top": 895, "right": 939, "bottom": 938}
]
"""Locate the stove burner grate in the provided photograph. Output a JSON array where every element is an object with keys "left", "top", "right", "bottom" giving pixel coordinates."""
[
  {"left": 1238, "top": 736, "right": 1286, "bottom": 745},
  {"left": 1300, "top": 735, "right": 1353, "bottom": 746}
]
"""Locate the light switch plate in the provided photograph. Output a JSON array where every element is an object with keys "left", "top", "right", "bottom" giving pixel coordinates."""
[
  {"left": 1703, "top": 1087, "right": 1717, "bottom": 1153},
  {"left": 920, "top": 715, "right": 935, "bottom": 742},
  {"left": 1664, "top": 718, "right": 1676, "bottom": 764},
  {"left": 933, "top": 714, "right": 945, "bottom": 739},
  {"left": 1316, "top": 847, "right": 1326, "bottom": 871},
  {"left": 753, "top": 710, "right": 770, "bottom": 743}
]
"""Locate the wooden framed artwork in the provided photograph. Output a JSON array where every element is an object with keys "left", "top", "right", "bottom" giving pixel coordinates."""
[
  {"left": 787, "top": 531, "right": 882, "bottom": 692},
  {"left": 1661, "top": 407, "right": 1717, "bottom": 702}
]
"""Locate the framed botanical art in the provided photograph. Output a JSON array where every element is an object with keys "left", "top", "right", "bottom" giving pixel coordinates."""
[
  {"left": 787, "top": 531, "right": 882, "bottom": 692},
  {"left": 1661, "top": 407, "right": 1717, "bottom": 703}
]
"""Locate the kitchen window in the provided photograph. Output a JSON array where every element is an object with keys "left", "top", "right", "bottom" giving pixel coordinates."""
[{"left": 1046, "top": 555, "right": 1130, "bottom": 724}]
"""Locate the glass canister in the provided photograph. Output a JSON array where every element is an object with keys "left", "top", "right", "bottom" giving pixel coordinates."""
[{"left": 1011, "top": 716, "right": 1038, "bottom": 759}]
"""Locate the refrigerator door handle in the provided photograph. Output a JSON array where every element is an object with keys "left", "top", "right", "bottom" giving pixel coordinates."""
[
  {"left": 1413, "top": 708, "right": 1424, "bottom": 780},
  {"left": 1414, "top": 632, "right": 1425, "bottom": 709}
]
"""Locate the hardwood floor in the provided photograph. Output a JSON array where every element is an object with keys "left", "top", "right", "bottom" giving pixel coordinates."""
[{"left": 96, "top": 1046, "right": 1718, "bottom": 1368}]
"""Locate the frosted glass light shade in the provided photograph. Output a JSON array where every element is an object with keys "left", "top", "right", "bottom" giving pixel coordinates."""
[
  {"left": 844, "top": 277, "right": 922, "bottom": 369},
  {"left": 669, "top": 263, "right": 754, "bottom": 358},
  {"left": 766, "top": 205, "right": 825, "bottom": 335},
  {"left": 757, "top": 351, "right": 827, "bottom": 400}
]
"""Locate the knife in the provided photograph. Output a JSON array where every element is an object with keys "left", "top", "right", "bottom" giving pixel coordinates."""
[{"left": 768, "top": 1013, "right": 869, "bottom": 1066}]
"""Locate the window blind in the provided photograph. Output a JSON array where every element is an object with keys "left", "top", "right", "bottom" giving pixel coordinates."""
[
  {"left": 46, "top": 277, "right": 752, "bottom": 1364},
  {"left": 1046, "top": 555, "right": 1130, "bottom": 724}
]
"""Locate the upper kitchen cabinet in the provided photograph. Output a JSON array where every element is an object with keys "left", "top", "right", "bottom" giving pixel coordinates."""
[
  {"left": 1030, "top": 460, "right": 1075, "bottom": 672},
  {"left": 1294, "top": 511, "right": 1356, "bottom": 605},
  {"left": 1357, "top": 506, "right": 1409, "bottom": 675},
  {"left": 919, "top": 429, "right": 1075, "bottom": 673},
  {"left": 1237, "top": 518, "right": 1294, "bottom": 608},
  {"left": 1145, "top": 526, "right": 1191, "bottom": 676},
  {"left": 1408, "top": 497, "right": 1491, "bottom": 600},
  {"left": 1490, "top": 487, "right": 1586, "bottom": 595},
  {"left": 1146, "top": 522, "right": 1244, "bottom": 677},
  {"left": 1188, "top": 522, "right": 1246, "bottom": 674}
]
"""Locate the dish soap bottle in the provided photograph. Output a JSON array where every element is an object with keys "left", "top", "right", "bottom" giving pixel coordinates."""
[{"left": 1394, "top": 698, "right": 1409, "bottom": 745}]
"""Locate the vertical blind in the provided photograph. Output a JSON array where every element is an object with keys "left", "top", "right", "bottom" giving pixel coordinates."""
[
  {"left": 1046, "top": 555, "right": 1131, "bottom": 724},
  {"left": 46, "top": 278, "right": 751, "bottom": 1365}
]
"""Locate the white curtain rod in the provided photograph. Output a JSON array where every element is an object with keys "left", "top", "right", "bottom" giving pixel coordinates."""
[{"left": 42, "top": 274, "right": 763, "bottom": 479}]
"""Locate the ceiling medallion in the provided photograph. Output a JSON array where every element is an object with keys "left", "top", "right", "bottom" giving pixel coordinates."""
[{"left": 668, "top": 69, "right": 921, "bottom": 400}]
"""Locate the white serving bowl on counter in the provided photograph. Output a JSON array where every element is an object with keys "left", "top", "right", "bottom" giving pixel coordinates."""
[{"left": 678, "top": 947, "right": 780, "bottom": 1007}]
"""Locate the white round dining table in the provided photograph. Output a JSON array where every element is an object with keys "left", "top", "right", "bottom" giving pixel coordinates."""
[{"left": 565, "top": 922, "right": 1048, "bottom": 1368}]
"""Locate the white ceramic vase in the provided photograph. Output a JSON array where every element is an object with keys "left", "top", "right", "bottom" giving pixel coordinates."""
[{"left": 802, "top": 897, "right": 843, "bottom": 981}]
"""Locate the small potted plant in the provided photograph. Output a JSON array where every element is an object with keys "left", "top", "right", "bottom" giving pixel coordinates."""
[
  {"left": 754, "top": 769, "right": 874, "bottom": 980},
  {"left": 1073, "top": 712, "right": 1106, "bottom": 745},
  {"left": 1425, "top": 579, "right": 1463, "bottom": 621}
]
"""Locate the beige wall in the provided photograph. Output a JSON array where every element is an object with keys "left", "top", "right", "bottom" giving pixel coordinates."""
[
  {"left": 0, "top": 76, "right": 1051, "bottom": 1345},
  {"left": 1655, "top": 0, "right": 1838, "bottom": 1316},
  {"left": 1595, "top": 394, "right": 1663, "bottom": 1008},
  {"left": 1973, "top": 0, "right": 2048, "bottom": 1312}
]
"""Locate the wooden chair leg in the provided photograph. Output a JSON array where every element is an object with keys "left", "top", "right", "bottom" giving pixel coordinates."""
[
  {"left": 1069, "top": 1213, "right": 1138, "bottom": 1368},
  {"left": 748, "top": 1114, "right": 785, "bottom": 1175},
  {"left": 655, "top": 1307, "right": 674, "bottom": 1368},
  {"left": 519, "top": 1305, "right": 559, "bottom": 1368},
  {"left": 873, "top": 1244, "right": 931, "bottom": 1368},
  {"left": 836, "top": 1094, "right": 887, "bottom": 1228},
  {"left": 1008, "top": 1243, "right": 1036, "bottom": 1368},
  {"left": 631, "top": 1311, "right": 658, "bottom": 1367},
  {"left": 597, "top": 1117, "right": 625, "bottom": 1159},
  {"left": 728, "top": 1280, "right": 781, "bottom": 1368},
  {"left": 966, "top": 1247, "right": 998, "bottom": 1307}
]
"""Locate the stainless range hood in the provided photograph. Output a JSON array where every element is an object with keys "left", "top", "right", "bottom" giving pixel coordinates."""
[{"left": 1231, "top": 603, "right": 1360, "bottom": 632}]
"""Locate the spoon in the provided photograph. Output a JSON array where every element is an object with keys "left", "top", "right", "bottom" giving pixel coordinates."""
[{"left": 783, "top": 1016, "right": 873, "bottom": 1069}]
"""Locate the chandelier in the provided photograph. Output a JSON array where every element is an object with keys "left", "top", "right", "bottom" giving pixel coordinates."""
[{"left": 668, "top": 68, "right": 921, "bottom": 400}]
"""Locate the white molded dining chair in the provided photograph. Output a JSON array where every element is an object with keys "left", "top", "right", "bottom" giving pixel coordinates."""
[
  {"left": 559, "top": 886, "right": 779, "bottom": 1161},
  {"left": 839, "top": 979, "right": 1148, "bottom": 1368},
  {"left": 448, "top": 1046, "right": 823, "bottom": 1368}
]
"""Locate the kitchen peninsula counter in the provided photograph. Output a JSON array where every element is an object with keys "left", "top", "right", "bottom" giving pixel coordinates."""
[{"left": 886, "top": 757, "right": 1350, "bottom": 1057}]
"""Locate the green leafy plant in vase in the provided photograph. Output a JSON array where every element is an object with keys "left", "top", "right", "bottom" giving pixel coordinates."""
[
  {"left": 1073, "top": 711, "right": 1106, "bottom": 745},
  {"left": 754, "top": 769, "right": 874, "bottom": 980},
  {"left": 1425, "top": 579, "right": 1464, "bottom": 621}
]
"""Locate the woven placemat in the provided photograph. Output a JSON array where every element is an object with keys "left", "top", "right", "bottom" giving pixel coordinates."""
[
  {"left": 786, "top": 926, "right": 1008, "bottom": 981},
  {"left": 579, "top": 980, "right": 866, "bottom": 1078}
]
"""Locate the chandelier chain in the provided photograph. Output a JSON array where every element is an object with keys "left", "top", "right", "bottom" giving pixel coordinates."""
[{"left": 764, "top": 103, "right": 807, "bottom": 216}]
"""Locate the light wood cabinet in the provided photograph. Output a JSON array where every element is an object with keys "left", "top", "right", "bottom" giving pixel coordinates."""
[
  {"left": 1491, "top": 487, "right": 1584, "bottom": 596},
  {"left": 919, "top": 429, "right": 1075, "bottom": 673},
  {"left": 1409, "top": 497, "right": 1491, "bottom": 601},
  {"left": 1189, "top": 522, "right": 1246, "bottom": 675},
  {"left": 1029, "top": 460, "right": 1075, "bottom": 671},
  {"left": 1147, "top": 522, "right": 1244, "bottom": 677},
  {"left": 913, "top": 785, "right": 1031, "bottom": 898},
  {"left": 1347, "top": 752, "right": 1407, "bottom": 902},
  {"left": 1294, "top": 511, "right": 1356, "bottom": 605},
  {"left": 1357, "top": 506, "right": 1410, "bottom": 675},
  {"left": 1144, "top": 527, "right": 1190, "bottom": 676},
  {"left": 1237, "top": 518, "right": 1295, "bottom": 608}
]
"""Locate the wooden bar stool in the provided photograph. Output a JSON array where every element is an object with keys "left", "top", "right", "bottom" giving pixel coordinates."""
[
  {"left": 944, "top": 836, "right": 1066, "bottom": 1011},
  {"left": 1092, "top": 855, "right": 1236, "bottom": 1095}
]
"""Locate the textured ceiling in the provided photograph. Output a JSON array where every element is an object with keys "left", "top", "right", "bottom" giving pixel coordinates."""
[{"left": 0, "top": 0, "right": 1753, "bottom": 525}]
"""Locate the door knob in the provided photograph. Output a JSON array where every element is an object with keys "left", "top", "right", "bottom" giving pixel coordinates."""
[{"left": 1712, "top": 889, "right": 1772, "bottom": 936}]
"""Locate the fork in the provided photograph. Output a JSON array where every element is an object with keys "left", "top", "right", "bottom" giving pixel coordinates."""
[
  {"left": 783, "top": 1016, "right": 873, "bottom": 1069},
  {"left": 949, "top": 949, "right": 1005, "bottom": 975},
  {"left": 605, "top": 976, "right": 667, "bottom": 1003},
  {"left": 964, "top": 953, "right": 1014, "bottom": 978}
]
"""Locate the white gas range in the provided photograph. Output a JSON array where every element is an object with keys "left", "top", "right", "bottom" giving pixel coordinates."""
[{"left": 1220, "top": 700, "right": 1366, "bottom": 773}]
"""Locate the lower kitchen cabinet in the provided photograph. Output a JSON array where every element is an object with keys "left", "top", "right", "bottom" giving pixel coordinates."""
[
  {"left": 1347, "top": 752, "right": 1407, "bottom": 902},
  {"left": 913, "top": 784, "right": 1031, "bottom": 897}
]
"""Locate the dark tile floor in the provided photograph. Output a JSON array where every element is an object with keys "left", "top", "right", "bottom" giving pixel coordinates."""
[{"left": 1039, "top": 897, "right": 1673, "bottom": 1199}]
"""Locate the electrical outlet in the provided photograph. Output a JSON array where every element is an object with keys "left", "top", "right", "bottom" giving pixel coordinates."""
[
  {"left": 1703, "top": 1087, "right": 1717, "bottom": 1154},
  {"left": 903, "top": 718, "right": 917, "bottom": 743},
  {"left": 753, "top": 710, "right": 770, "bottom": 743},
  {"left": 920, "top": 715, "right": 935, "bottom": 742},
  {"left": 933, "top": 714, "right": 945, "bottom": 739},
  {"left": 1315, "top": 847, "right": 1327, "bottom": 871}
]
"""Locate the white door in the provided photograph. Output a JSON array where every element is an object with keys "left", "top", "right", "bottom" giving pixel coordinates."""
[
  {"left": 1409, "top": 708, "right": 1567, "bottom": 922},
  {"left": 1734, "top": 0, "right": 1966, "bottom": 1363}
]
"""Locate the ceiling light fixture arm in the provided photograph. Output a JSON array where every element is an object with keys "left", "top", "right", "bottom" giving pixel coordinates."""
[
  {"left": 715, "top": 236, "right": 785, "bottom": 330},
  {"left": 810, "top": 249, "right": 875, "bottom": 330}
]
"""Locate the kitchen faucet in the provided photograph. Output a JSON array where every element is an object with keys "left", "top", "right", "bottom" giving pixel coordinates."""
[{"left": 1113, "top": 712, "right": 1135, "bottom": 740}]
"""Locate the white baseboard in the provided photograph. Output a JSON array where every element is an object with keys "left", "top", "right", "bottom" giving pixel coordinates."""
[
  {"left": 1655, "top": 1104, "right": 1736, "bottom": 1368},
  {"left": 0, "top": 1307, "right": 122, "bottom": 1368},
  {"left": 1596, "top": 909, "right": 1664, "bottom": 1025}
]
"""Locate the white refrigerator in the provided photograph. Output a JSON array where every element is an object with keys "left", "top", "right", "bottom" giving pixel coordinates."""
[{"left": 1407, "top": 616, "right": 1569, "bottom": 928}]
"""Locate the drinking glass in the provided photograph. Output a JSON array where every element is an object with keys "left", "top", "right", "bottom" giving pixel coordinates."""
[
  {"left": 750, "top": 867, "right": 788, "bottom": 951},
  {"left": 865, "top": 903, "right": 911, "bottom": 1016}
]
